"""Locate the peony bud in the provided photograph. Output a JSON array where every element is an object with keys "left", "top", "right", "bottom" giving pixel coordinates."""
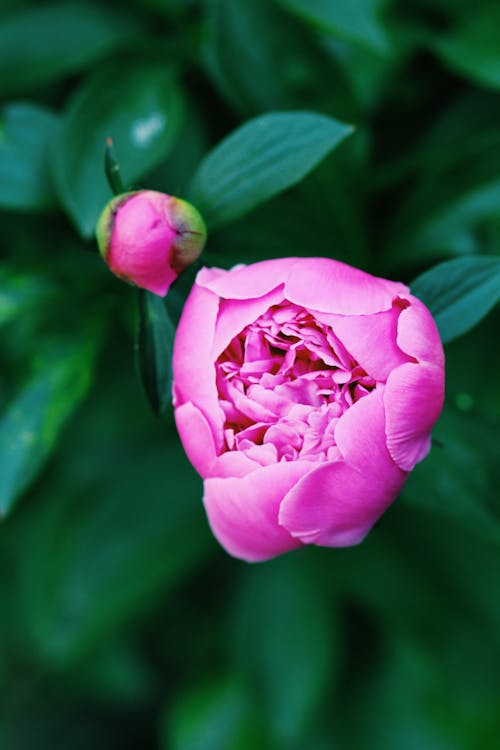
[{"left": 96, "top": 190, "right": 207, "bottom": 296}]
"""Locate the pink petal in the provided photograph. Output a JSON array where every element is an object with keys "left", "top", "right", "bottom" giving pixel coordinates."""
[
  {"left": 174, "top": 402, "right": 217, "bottom": 477},
  {"left": 279, "top": 390, "right": 406, "bottom": 546},
  {"left": 196, "top": 266, "right": 229, "bottom": 285},
  {"left": 172, "top": 283, "right": 224, "bottom": 450},
  {"left": 197, "top": 258, "right": 299, "bottom": 299},
  {"left": 203, "top": 461, "right": 312, "bottom": 562},
  {"left": 284, "top": 258, "right": 409, "bottom": 315},
  {"left": 334, "top": 388, "right": 389, "bottom": 467},
  {"left": 212, "top": 287, "right": 284, "bottom": 359},
  {"left": 319, "top": 303, "right": 411, "bottom": 381},
  {"left": 175, "top": 402, "right": 261, "bottom": 478},
  {"left": 108, "top": 191, "right": 178, "bottom": 296},
  {"left": 396, "top": 294, "right": 445, "bottom": 367},
  {"left": 214, "top": 451, "right": 262, "bottom": 477},
  {"left": 384, "top": 362, "right": 445, "bottom": 471},
  {"left": 278, "top": 461, "right": 403, "bottom": 547}
]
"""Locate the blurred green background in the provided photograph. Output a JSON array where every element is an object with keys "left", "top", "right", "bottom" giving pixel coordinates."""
[{"left": 1, "top": 0, "right": 500, "bottom": 748}]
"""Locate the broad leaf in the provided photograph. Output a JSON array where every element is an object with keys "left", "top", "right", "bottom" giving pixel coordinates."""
[
  {"left": 277, "top": 0, "right": 390, "bottom": 55},
  {"left": 384, "top": 168, "right": 500, "bottom": 263},
  {"left": 0, "top": 328, "right": 102, "bottom": 517},
  {"left": 52, "top": 61, "right": 184, "bottom": 237},
  {"left": 232, "top": 554, "right": 337, "bottom": 745},
  {"left": 0, "top": 268, "right": 53, "bottom": 327},
  {"left": 136, "top": 290, "right": 175, "bottom": 416},
  {"left": 0, "top": 103, "right": 57, "bottom": 211},
  {"left": 432, "top": 5, "right": 500, "bottom": 91},
  {"left": 403, "top": 406, "right": 500, "bottom": 544},
  {"left": 203, "top": 0, "right": 357, "bottom": 119},
  {"left": 189, "top": 111, "right": 353, "bottom": 228},
  {"left": 0, "top": 1, "right": 140, "bottom": 96},
  {"left": 383, "top": 93, "right": 500, "bottom": 265},
  {"left": 411, "top": 256, "right": 500, "bottom": 344},
  {"left": 166, "top": 677, "right": 265, "bottom": 750},
  {"left": 20, "top": 428, "right": 210, "bottom": 663}
]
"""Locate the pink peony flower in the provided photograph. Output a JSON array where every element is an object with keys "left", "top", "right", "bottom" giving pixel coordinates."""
[
  {"left": 96, "top": 190, "right": 206, "bottom": 296},
  {"left": 172, "top": 257, "right": 445, "bottom": 562}
]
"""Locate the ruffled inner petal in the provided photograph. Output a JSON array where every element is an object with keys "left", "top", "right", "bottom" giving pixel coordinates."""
[
  {"left": 214, "top": 300, "right": 380, "bottom": 467},
  {"left": 316, "top": 299, "right": 414, "bottom": 381},
  {"left": 177, "top": 285, "right": 441, "bottom": 479}
]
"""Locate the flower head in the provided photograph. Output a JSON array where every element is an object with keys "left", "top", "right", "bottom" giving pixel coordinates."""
[
  {"left": 96, "top": 190, "right": 206, "bottom": 296},
  {"left": 172, "top": 258, "right": 445, "bottom": 562}
]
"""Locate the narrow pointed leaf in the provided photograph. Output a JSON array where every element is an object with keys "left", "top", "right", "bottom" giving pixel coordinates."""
[
  {"left": 136, "top": 290, "right": 175, "bottom": 416},
  {"left": 277, "top": 0, "right": 390, "bottom": 55},
  {"left": 0, "top": 103, "right": 57, "bottom": 211},
  {"left": 0, "top": 1, "right": 140, "bottom": 96},
  {"left": 0, "top": 328, "right": 102, "bottom": 517},
  {"left": 189, "top": 111, "right": 353, "bottom": 229},
  {"left": 411, "top": 256, "right": 500, "bottom": 344}
]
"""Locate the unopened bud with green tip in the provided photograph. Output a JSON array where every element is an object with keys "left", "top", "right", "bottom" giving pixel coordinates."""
[{"left": 96, "top": 190, "right": 207, "bottom": 297}]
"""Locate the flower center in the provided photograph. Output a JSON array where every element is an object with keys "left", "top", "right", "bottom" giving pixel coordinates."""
[{"left": 215, "top": 302, "right": 377, "bottom": 465}]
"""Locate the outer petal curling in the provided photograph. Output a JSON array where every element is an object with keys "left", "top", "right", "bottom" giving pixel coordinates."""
[
  {"left": 318, "top": 303, "right": 412, "bottom": 382},
  {"left": 175, "top": 403, "right": 260, "bottom": 479},
  {"left": 172, "top": 283, "right": 224, "bottom": 450},
  {"left": 197, "top": 257, "right": 299, "bottom": 299},
  {"left": 284, "top": 257, "right": 409, "bottom": 315},
  {"left": 212, "top": 286, "right": 284, "bottom": 359},
  {"left": 279, "top": 390, "right": 406, "bottom": 546},
  {"left": 174, "top": 402, "right": 218, "bottom": 477},
  {"left": 203, "top": 462, "right": 312, "bottom": 562},
  {"left": 397, "top": 294, "right": 445, "bottom": 368},
  {"left": 384, "top": 362, "right": 444, "bottom": 471}
]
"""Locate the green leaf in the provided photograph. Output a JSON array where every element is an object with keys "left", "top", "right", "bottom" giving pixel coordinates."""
[
  {"left": 232, "top": 553, "right": 337, "bottom": 746},
  {"left": 52, "top": 61, "right": 184, "bottom": 237},
  {"left": 0, "top": 1, "right": 140, "bottom": 96},
  {"left": 276, "top": 0, "right": 390, "bottom": 55},
  {"left": 444, "top": 305, "right": 500, "bottom": 422},
  {"left": 210, "top": 130, "right": 370, "bottom": 268},
  {"left": 432, "top": 4, "right": 500, "bottom": 91},
  {"left": 403, "top": 406, "right": 500, "bottom": 544},
  {"left": 0, "top": 268, "right": 53, "bottom": 327},
  {"left": 21, "top": 431, "right": 210, "bottom": 664},
  {"left": 379, "top": 90, "right": 500, "bottom": 265},
  {"left": 166, "top": 677, "right": 267, "bottom": 750},
  {"left": 411, "top": 256, "right": 500, "bottom": 344},
  {"left": 0, "top": 103, "right": 57, "bottom": 211},
  {"left": 148, "top": 99, "right": 210, "bottom": 197},
  {"left": 0, "top": 328, "right": 102, "bottom": 517},
  {"left": 136, "top": 290, "right": 175, "bottom": 416},
  {"left": 203, "top": 0, "right": 358, "bottom": 120},
  {"left": 410, "top": 92, "right": 500, "bottom": 178},
  {"left": 189, "top": 110, "right": 353, "bottom": 229},
  {"left": 387, "top": 171, "right": 500, "bottom": 263}
]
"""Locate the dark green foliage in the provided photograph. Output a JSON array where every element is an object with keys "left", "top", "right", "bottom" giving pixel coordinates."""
[
  {"left": 189, "top": 111, "right": 353, "bottom": 228},
  {"left": 411, "top": 256, "right": 500, "bottom": 342},
  {"left": 52, "top": 61, "right": 185, "bottom": 236},
  {"left": 136, "top": 290, "right": 175, "bottom": 416},
  {"left": 1, "top": 0, "right": 500, "bottom": 748}
]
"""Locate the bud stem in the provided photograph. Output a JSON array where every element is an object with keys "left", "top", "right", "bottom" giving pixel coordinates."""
[{"left": 105, "top": 137, "right": 126, "bottom": 196}]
